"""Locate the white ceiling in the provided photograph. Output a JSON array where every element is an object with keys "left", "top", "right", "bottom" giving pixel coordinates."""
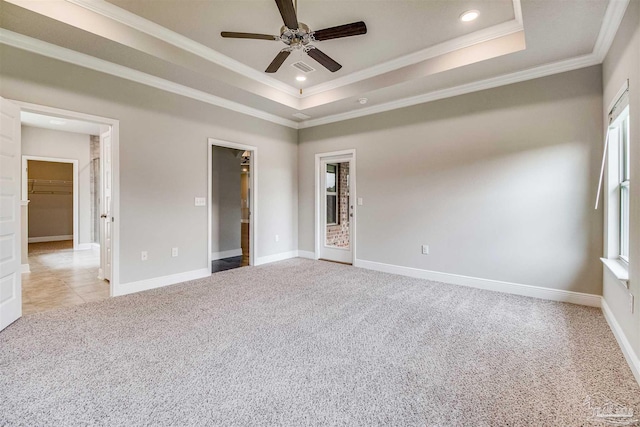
[
  {"left": 0, "top": 0, "right": 624, "bottom": 128},
  {"left": 21, "top": 111, "right": 102, "bottom": 135}
]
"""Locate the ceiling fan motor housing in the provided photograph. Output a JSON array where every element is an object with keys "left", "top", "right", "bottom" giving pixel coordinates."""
[{"left": 280, "top": 23, "right": 311, "bottom": 49}]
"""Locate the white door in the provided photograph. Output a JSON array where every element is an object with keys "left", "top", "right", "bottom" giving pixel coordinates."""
[
  {"left": 99, "top": 129, "right": 112, "bottom": 282},
  {"left": 319, "top": 157, "right": 354, "bottom": 264},
  {"left": 0, "top": 97, "right": 22, "bottom": 331}
]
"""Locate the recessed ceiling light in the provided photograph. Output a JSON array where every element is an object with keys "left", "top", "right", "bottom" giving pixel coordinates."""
[
  {"left": 460, "top": 10, "right": 480, "bottom": 22},
  {"left": 296, "top": 76, "right": 307, "bottom": 82},
  {"left": 49, "top": 119, "right": 66, "bottom": 125},
  {"left": 358, "top": 98, "right": 368, "bottom": 105}
]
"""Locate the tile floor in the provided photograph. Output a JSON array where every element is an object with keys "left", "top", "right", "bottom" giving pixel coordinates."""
[{"left": 22, "top": 241, "right": 109, "bottom": 315}]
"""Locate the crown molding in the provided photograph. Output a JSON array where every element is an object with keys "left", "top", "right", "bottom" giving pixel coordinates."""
[
  {"left": 66, "top": 0, "right": 523, "bottom": 101},
  {"left": 1, "top": 0, "right": 626, "bottom": 130},
  {"left": 299, "top": 1, "right": 517, "bottom": 98},
  {"left": 592, "top": 0, "right": 630, "bottom": 62},
  {"left": 300, "top": 19, "right": 523, "bottom": 98},
  {"left": 301, "top": 4, "right": 524, "bottom": 97},
  {"left": 0, "top": 29, "right": 299, "bottom": 129},
  {"left": 298, "top": 53, "right": 600, "bottom": 129},
  {"left": 64, "top": 0, "right": 300, "bottom": 97},
  {"left": 512, "top": 0, "right": 523, "bottom": 25},
  {"left": 298, "top": 0, "right": 627, "bottom": 128}
]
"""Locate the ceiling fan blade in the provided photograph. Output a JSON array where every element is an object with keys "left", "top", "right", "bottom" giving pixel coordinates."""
[
  {"left": 265, "top": 50, "right": 291, "bottom": 73},
  {"left": 274, "top": 0, "right": 298, "bottom": 29},
  {"left": 221, "top": 32, "right": 278, "bottom": 40},
  {"left": 307, "top": 48, "right": 342, "bottom": 72},
  {"left": 312, "top": 21, "right": 367, "bottom": 41}
]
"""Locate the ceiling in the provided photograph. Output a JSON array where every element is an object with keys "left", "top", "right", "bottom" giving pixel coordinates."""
[
  {"left": 21, "top": 111, "right": 102, "bottom": 135},
  {"left": 0, "top": 0, "right": 627, "bottom": 128}
]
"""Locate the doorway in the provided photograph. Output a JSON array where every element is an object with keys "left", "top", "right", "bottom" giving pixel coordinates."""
[
  {"left": 3, "top": 101, "right": 119, "bottom": 322},
  {"left": 208, "top": 138, "right": 257, "bottom": 273},
  {"left": 17, "top": 112, "right": 113, "bottom": 314},
  {"left": 22, "top": 156, "right": 78, "bottom": 249},
  {"left": 1, "top": 99, "right": 119, "bottom": 328},
  {"left": 315, "top": 150, "right": 356, "bottom": 264}
]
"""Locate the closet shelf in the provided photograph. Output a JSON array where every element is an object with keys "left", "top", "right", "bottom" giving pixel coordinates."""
[{"left": 28, "top": 179, "right": 73, "bottom": 195}]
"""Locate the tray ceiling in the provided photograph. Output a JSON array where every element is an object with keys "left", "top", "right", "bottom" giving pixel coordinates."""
[{"left": 0, "top": 0, "right": 620, "bottom": 128}]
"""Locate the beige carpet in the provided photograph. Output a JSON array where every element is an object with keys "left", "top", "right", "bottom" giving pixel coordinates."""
[{"left": 1, "top": 259, "right": 639, "bottom": 426}]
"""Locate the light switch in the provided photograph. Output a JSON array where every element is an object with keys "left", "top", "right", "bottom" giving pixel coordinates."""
[
  {"left": 357, "top": 197, "right": 363, "bottom": 206},
  {"left": 194, "top": 197, "right": 206, "bottom": 207}
]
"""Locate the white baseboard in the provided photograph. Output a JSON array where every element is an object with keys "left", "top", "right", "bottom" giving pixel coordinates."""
[
  {"left": 353, "top": 259, "right": 601, "bottom": 307},
  {"left": 298, "top": 250, "right": 316, "bottom": 259},
  {"left": 75, "top": 243, "right": 93, "bottom": 251},
  {"left": 91, "top": 243, "right": 100, "bottom": 250},
  {"left": 601, "top": 298, "right": 640, "bottom": 386},
  {"left": 97, "top": 268, "right": 104, "bottom": 280},
  {"left": 28, "top": 235, "right": 72, "bottom": 243},
  {"left": 211, "top": 248, "right": 242, "bottom": 260},
  {"left": 112, "top": 268, "right": 210, "bottom": 297},
  {"left": 21, "top": 263, "right": 30, "bottom": 274},
  {"left": 255, "top": 250, "right": 299, "bottom": 266}
]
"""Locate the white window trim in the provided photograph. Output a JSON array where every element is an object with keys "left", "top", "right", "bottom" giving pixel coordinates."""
[
  {"left": 618, "top": 113, "right": 630, "bottom": 263},
  {"left": 602, "top": 103, "right": 630, "bottom": 287}
]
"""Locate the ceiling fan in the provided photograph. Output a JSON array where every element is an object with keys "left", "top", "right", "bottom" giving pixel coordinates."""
[{"left": 221, "top": 0, "right": 367, "bottom": 73}]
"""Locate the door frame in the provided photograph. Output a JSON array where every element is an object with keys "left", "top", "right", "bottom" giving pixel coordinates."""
[
  {"left": 207, "top": 138, "right": 257, "bottom": 271},
  {"left": 314, "top": 149, "right": 357, "bottom": 263},
  {"left": 12, "top": 100, "right": 120, "bottom": 296},
  {"left": 22, "top": 155, "right": 80, "bottom": 249}
]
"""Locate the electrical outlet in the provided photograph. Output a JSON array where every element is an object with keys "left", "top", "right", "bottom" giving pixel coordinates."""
[
  {"left": 357, "top": 197, "right": 363, "bottom": 206},
  {"left": 141, "top": 251, "right": 148, "bottom": 261},
  {"left": 421, "top": 245, "right": 429, "bottom": 255},
  {"left": 172, "top": 247, "right": 178, "bottom": 257},
  {"left": 275, "top": 234, "right": 279, "bottom": 242},
  {"left": 194, "top": 197, "right": 206, "bottom": 207}
]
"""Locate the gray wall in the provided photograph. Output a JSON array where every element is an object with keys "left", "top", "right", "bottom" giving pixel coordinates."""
[
  {"left": 22, "top": 126, "right": 91, "bottom": 244},
  {"left": 602, "top": 0, "right": 640, "bottom": 364},
  {"left": 211, "top": 146, "right": 241, "bottom": 254},
  {"left": 299, "top": 66, "right": 604, "bottom": 295},
  {"left": 0, "top": 45, "right": 298, "bottom": 285}
]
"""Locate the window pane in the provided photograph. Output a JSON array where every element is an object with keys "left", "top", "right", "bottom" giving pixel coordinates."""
[
  {"left": 621, "top": 185, "right": 629, "bottom": 259},
  {"left": 327, "top": 195, "right": 337, "bottom": 224},
  {"left": 326, "top": 164, "right": 337, "bottom": 192},
  {"left": 623, "top": 118, "right": 630, "bottom": 180}
]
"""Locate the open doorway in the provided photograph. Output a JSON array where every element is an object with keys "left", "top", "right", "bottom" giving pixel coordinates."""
[
  {"left": 208, "top": 138, "right": 257, "bottom": 273},
  {"left": 23, "top": 158, "right": 77, "bottom": 248},
  {"left": 18, "top": 110, "right": 113, "bottom": 314}
]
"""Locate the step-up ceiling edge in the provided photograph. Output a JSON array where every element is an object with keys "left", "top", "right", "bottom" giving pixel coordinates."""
[{"left": 0, "top": 0, "right": 629, "bottom": 130}]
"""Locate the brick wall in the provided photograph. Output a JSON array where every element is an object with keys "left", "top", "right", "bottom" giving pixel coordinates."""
[{"left": 326, "top": 163, "right": 350, "bottom": 248}]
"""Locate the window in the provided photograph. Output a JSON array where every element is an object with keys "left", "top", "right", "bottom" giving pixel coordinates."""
[
  {"left": 618, "top": 111, "right": 630, "bottom": 262},
  {"left": 326, "top": 164, "right": 338, "bottom": 225},
  {"left": 605, "top": 101, "right": 630, "bottom": 264}
]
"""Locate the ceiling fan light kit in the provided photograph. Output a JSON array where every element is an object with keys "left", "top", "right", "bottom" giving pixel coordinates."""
[{"left": 221, "top": 0, "right": 367, "bottom": 74}]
